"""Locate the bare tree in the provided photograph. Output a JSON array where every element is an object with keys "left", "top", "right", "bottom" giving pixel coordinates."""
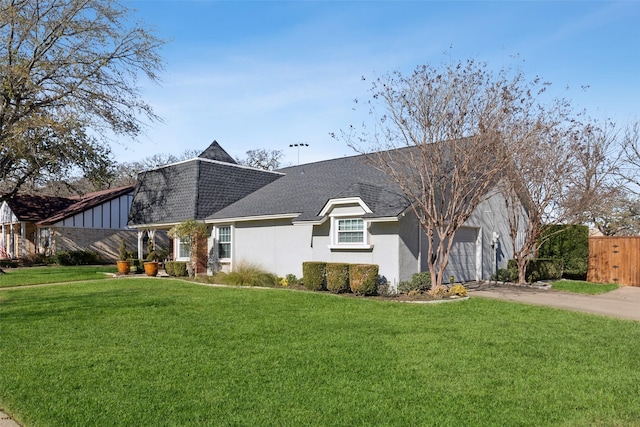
[
  {"left": 236, "top": 149, "right": 284, "bottom": 171},
  {"left": 0, "top": 0, "right": 164, "bottom": 200},
  {"left": 501, "top": 112, "right": 582, "bottom": 283},
  {"left": 343, "top": 59, "right": 553, "bottom": 288},
  {"left": 619, "top": 121, "right": 640, "bottom": 193}
]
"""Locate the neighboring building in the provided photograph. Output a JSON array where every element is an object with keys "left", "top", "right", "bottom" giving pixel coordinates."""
[
  {"left": 127, "top": 141, "right": 282, "bottom": 271},
  {"left": 1, "top": 185, "right": 137, "bottom": 261}
]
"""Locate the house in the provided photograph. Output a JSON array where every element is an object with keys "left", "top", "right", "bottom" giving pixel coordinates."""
[
  {"left": 129, "top": 140, "right": 522, "bottom": 287},
  {"left": 205, "top": 152, "right": 516, "bottom": 287},
  {"left": 127, "top": 141, "right": 283, "bottom": 271},
  {"left": 1, "top": 185, "right": 137, "bottom": 260}
]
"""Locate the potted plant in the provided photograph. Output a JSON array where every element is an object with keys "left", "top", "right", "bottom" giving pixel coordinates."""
[
  {"left": 117, "top": 238, "right": 131, "bottom": 275},
  {"left": 144, "top": 239, "right": 159, "bottom": 277}
]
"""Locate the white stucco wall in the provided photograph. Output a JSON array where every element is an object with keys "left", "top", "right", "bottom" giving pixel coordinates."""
[{"left": 230, "top": 219, "right": 313, "bottom": 278}]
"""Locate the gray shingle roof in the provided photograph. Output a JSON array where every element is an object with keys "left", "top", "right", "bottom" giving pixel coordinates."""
[
  {"left": 198, "top": 140, "right": 237, "bottom": 164},
  {"left": 207, "top": 155, "right": 410, "bottom": 222},
  {"left": 128, "top": 159, "right": 282, "bottom": 226}
]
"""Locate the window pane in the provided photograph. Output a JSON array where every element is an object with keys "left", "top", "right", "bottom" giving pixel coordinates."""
[
  {"left": 338, "top": 219, "right": 363, "bottom": 231},
  {"left": 219, "top": 226, "right": 231, "bottom": 243},
  {"left": 218, "top": 226, "right": 231, "bottom": 258},
  {"left": 178, "top": 237, "right": 191, "bottom": 258},
  {"left": 338, "top": 231, "right": 363, "bottom": 243}
]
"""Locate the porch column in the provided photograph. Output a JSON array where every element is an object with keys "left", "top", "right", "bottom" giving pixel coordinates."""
[
  {"left": 9, "top": 222, "right": 15, "bottom": 258},
  {"left": 21, "top": 222, "right": 26, "bottom": 259},
  {"left": 137, "top": 230, "right": 144, "bottom": 260},
  {"left": 1, "top": 224, "right": 4, "bottom": 258},
  {"left": 148, "top": 230, "right": 156, "bottom": 248}
]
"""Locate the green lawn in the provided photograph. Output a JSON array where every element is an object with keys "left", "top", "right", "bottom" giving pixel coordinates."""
[
  {"left": 1, "top": 279, "right": 640, "bottom": 426},
  {"left": 0, "top": 265, "right": 116, "bottom": 287},
  {"left": 551, "top": 279, "right": 620, "bottom": 295}
]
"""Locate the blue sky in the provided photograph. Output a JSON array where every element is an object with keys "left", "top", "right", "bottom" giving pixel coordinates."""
[{"left": 116, "top": 0, "right": 640, "bottom": 166}]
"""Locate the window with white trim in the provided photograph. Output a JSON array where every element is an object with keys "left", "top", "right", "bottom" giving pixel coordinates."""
[
  {"left": 329, "top": 217, "right": 372, "bottom": 249},
  {"left": 177, "top": 236, "right": 191, "bottom": 260},
  {"left": 337, "top": 218, "right": 364, "bottom": 243},
  {"left": 218, "top": 226, "right": 231, "bottom": 259}
]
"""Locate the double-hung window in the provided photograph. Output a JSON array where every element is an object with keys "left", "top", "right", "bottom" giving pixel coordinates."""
[
  {"left": 337, "top": 218, "right": 364, "bottom": 244},
  {"left": 177, "top": 237, "right": 191, "bottom": 260},
  {"left": 218, "top": 226, "right": 231, "bottom": 259}
]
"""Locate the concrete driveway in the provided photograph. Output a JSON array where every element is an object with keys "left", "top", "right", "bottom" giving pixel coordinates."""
[{"left": 467, "top": 282, "right": 640, "bottom": 322}]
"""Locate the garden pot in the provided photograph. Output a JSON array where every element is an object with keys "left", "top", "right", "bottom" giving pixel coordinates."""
[
  {"left": 144, "top": 261, "right": 159, "bottom": 277},
  {"left": 117, "top": 260, "right": 130, "bottom": 275}
]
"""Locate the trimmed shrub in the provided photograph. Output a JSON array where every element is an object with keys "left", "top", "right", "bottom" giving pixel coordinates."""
[
  {"left": 349, "top": 264, "right": 379, "bottom": 295},
  {"left": 165, "top": 261, "right": 188, "bottom": 277},
  {"left": 326, "top": 263, "right": 350, "bottom": 293},
  {"left": 508, "top": 259, "right": 563, "bottom": 282},
  {"left": 24, "top": 253, "right": 56, "bottom": 266},
  {"left": 302, "top": 262, "right": 326, "bottom": 291},
  {"left": 56, "top": 250, "right": 104, "bottom": 266},
  {"left": 398, "top": 271, "right": 432, "bottom": 294},
  {"left": 0, "top": 259, "right": 19, "bottom": 268}
]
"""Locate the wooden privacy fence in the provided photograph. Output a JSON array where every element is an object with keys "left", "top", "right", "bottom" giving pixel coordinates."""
[{"left": 588, "top": 236, "right": 640, "bottom": 287}]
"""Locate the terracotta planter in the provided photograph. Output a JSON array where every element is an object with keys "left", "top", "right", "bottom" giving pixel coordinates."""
[
  {"left": 144, "top": 261, "right": 159, "bottom": 277},
  {"left": 117, "top": 260, "right": 130, "bottom": 275}
]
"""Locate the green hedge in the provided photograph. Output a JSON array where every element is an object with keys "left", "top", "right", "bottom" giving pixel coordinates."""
[
  {"left": 165, "top": 261, "right": 188, "bottom": 277},
  {"left": 349, "top": 264, "right": 379, "bottom": 295},
  {"left": 538, "top": 225, "right": 588, "bottom": 280},
  {"left": 326, "top": 263, "right": 350, "bottom": 293},
  {"left": 56, "top": 250, "right": 104, "bottom": 266},
  {"left": 303, "top": 262, "right": 326, "bottom": 291},
  {"left": 507, "top": 259, "right": 563, "bottom": 282}
]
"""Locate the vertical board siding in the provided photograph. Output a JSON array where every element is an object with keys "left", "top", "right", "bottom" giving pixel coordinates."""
[{"left": 588, "top": 237, "right": 640, "bottom": 286}]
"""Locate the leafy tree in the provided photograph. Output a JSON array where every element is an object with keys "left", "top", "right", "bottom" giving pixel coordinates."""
[
  {"left": 236, "top": 148, "right": 283, "bottom": 170},
  {"left": 342, "top": 58, "right": 550, "bottom": 288},
  {"left": 0, "top": 0, "right": 164, "bottom": 200}
]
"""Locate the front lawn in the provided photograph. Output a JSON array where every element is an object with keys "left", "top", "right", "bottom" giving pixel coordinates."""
[
  {"left": 0, "top": 265, "right": 116, "bottom": 287},
  {"left": 1, "top": 280, "right": 639, "bottom": 426},
  {"left": 551, "top": 279, "right": 619, "bottom": 295}
]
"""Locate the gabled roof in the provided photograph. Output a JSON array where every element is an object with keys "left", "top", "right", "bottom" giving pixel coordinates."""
[
  {"left": 37, "top": 185, "right": 135, "bottom": 226},
  {"left": 128, "top": 158, "right": 283, "bottom": 227},
  {"left": 206, "top": 154, "right": 409, "bottom": 223},
  {"left": 2, "top": 195, "right": 76, "bottom": 223},
  {"left": 1, "top": 185, "right": 135, "bottom": 225},
  {"left": 198, "top": 140, "right": 237, "bottom": 164}
]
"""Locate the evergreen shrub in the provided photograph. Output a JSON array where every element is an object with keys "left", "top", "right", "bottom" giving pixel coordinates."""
[
  {"left": 326, "top": 263, "right": 350, "bottom": 293},
  {"left": 349, "top": 264, "right": 379, "bottom": 295},
  {"left": 508, "top": 259, "right": 563, "bottom": 282},
  {"left": 538, "top": 225, "right": 588, "bottom": 280},
  {"left": 302, "top": 262, "right": 326, "bottom": 291},
  {"left": 56, "top": 250, "right": 104, "bottom": 266},
  {"left": 165, "top": 261, "right": 188, "bottom": 277}
]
